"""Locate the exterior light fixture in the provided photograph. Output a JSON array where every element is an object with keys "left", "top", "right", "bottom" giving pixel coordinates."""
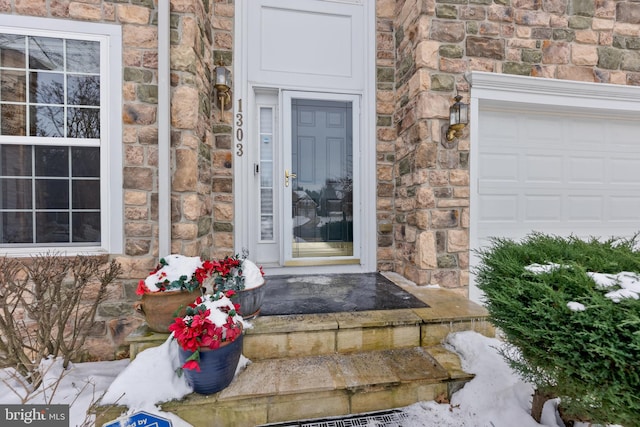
[
  {"left": 214, "top": 61, "right": 232, "bottom": 122},
  {"left": 444, "top": 94, "right": 469, "bottom": 142}
]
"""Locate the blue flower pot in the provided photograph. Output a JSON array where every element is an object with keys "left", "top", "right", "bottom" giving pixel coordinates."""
[{"left": 179, "top": 334, "right": 243, "bottom": 395}]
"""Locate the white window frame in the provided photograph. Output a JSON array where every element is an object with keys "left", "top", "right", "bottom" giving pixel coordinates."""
[{"left": 0, "top": 15, "right": 122, "bottom": 256}]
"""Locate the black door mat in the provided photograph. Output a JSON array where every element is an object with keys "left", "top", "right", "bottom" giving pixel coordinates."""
[
  {"left": 260, "top": 272, "right": 428, "bottom": 316},
  {"left": 257, "top": 409, "right": 409, "bottom": 427}
]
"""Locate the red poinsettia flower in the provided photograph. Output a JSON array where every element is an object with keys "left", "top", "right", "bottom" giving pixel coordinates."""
[
  {"left": 136, "top": 280, "right": 151, "bottom": 296},
  {"left": 182, "top": 360, "right": 201, "bottom": 372},
  {"left": 170, "top": 291, "right": 244, "bottom": 371}
]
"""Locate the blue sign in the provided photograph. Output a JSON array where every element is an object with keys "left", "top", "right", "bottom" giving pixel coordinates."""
[{"left": 103, "top": 411, "right": 172, "bottom": 427}]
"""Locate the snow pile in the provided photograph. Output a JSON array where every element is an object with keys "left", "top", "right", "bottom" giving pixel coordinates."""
[
  {"left": 144, "top": 255, "right": 203, "bottom": 292},
  {"left": 241, "top": 259, "right": 265, "bottom": 290}
]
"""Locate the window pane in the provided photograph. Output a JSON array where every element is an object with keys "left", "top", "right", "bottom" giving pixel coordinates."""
[
  {"left": 35, "top": 179, "right": 68, "bottom": 209},
  {"left": 29, "top": 72, "right": 64, "bottom": 104},
  {"left": 30, "top": 105, "right": 64, "bottom": 137},
  {"left": 0, "top": 34, "right": 25, "bottom": 68},
  {"left": 1, "top": 104, "right": 26, "bottom": 136},
  {"left": 67, "top": 107, "right": 99, "bottom": 138},
  {"left": 72, "top": 180, "right": 99, "bottom": 209},
  {"left": 66, "top": 39, "right": 99, "bottom": 73},
  {"left": 72, "top": 212, "right": 100, "bottom": 242},
  {"left": 29, "top": 37, "right": 63, "bottom": 71},
  {"left": 1, "top": 178, "right": 31, "bottom": 209},
  {"left": 1, "top": 145, "right": 31, "bottom": 176},
  {"left": 261, "top": 216, "right": 273, "bottom": 240},
  {"left": 261, "top": 189, "right": 273, "bottom": 214},
  {"left": 71, "top": 147, "right": 99, "bottom": 177},
  {"left": 1, "top": 70, "right": 26, "bottom": 102},
  {"left": 1, "top": 211, "right": 32, "bottom": 243},
  {"left": 35, "top": 146, "right": 68, "bottom": 176},
  {"left": 260, "top": 161, "right": 273, "bottom": 187},
  {"left": 36, "top": 211, "right": 69, "bottom": 243},
  {"left": 67, "top": 75, "right": 100, "bottom": 106}
]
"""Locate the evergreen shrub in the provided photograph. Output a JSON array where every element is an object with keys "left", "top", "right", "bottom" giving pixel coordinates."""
[{"left": 475, "top": 233, "right": 640, "bottom": 426}]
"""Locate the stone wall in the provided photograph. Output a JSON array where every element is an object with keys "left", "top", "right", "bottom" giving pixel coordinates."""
[
  {"left": 0, "top": 0, "right": 220, "bottom": 359},
  {"left": 210, "top": 0, "right": 235, "bottom": 259},
  {"left": 391, "top": 0, "right": 640, "bottom": 293}
]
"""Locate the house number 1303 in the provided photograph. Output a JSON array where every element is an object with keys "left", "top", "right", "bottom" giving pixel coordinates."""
[{"left": 235, "top": 99, "right": 244, "bottom": 157}]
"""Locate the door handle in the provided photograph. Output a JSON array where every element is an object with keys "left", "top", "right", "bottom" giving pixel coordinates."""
[{"left": 285, "top": 169, "right": 297, "bottom": 187}]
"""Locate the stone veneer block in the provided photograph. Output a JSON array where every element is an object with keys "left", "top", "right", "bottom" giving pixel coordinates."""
[
  {"left": 218, "top": 361, "right": 279, "bottom": 399},
  {"left": 334, "top": 309, "right": 422, "bottom": 328},
  {"left": 421, "top": 320, "right": 494, "bottom": 347},
  {"left": 426, "top": 345, "right": 473, "bottom": 381},
  {"left": 242, "top": 332, "right": 288, "bottom": 360},
  {"left": 125, "top": 325, "right": 170, "bottom": 360},
  {"left": 287, "top": 330, "right": 336, "bottom": 357},
  {"left": 267, "top": 391, "right": 350, "bottom": 424},
  {"left": 336, "top": 325, "right": 420, "bottom": 353},
  {"left": 168, "top": 396, "right": 270, "bottom": 427},
  {"left": 247, "top": 313, "right": 338, "bottom": 334},
  {"left": 350, "top": 381, "right": 448, "bottom": 414}
]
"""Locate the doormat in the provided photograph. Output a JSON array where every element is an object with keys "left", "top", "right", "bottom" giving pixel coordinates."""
[
  {"left": 259, "top": 272, "right": 428, "bottom": 315},
  {"left": 258, "top": 409, "right": 409, "bottom": 427}
]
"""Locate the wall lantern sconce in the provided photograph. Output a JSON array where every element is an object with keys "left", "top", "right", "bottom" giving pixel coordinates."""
[
  {"left": 214, "top": 61, "right": 232, "bottom": 121},
  {"left": 442, "top": 95, "right": 469, "bottom": 147}
]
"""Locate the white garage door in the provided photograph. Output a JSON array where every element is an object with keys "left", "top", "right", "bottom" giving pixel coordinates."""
[
  {"left": 476, "top": 106, "right": 640, "bottom": 245},
  {"left": 469, "top": 72, "right": 640, "bottom": 301}
]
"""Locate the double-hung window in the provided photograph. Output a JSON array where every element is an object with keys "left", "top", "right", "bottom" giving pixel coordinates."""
[{"left": 0, "top": 16, "right": 122, "bottom": 255}]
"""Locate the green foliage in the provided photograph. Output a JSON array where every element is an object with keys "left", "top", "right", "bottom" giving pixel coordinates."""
[{"left": 475, "top": 233, "right": 640, "bottom": 426}]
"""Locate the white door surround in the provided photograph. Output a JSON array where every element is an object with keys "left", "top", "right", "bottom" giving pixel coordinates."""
[
  {"left": 234, "top": 0, "right": 376, "bottom": 275},
  {"left": 470, "top": 72, "right": 640, "bottom": 302}
]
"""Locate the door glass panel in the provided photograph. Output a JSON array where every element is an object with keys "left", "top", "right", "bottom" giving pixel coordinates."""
[
  {"left": 259, "top": 106, "right": 274, "bottom": 241},
  {"left": 291, "top": 99, "right": 353, "bottom": 258}
]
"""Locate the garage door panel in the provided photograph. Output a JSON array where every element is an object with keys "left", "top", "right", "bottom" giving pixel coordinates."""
[
  {"left": 610, "top": 158, "right": 640, "bottom": 184},
  {"left": 568, "top": 157, "right": 605, "bottom": 184},
  {"left": 567, "top": 119, "right": 607, "bottom": 145},
  {"left": 477, "top": 153, "right": 518, "bottom": 181},
  {"left": 609, "top": 196, "right": 640, "bottom": 220},
  {"left": 567, "top": 196, "right": 603, "bottom": 220},
  {"left": 525, "top": 155, "right": 563, "bottom": 182},
  {"left": 478, "top": 195, "right": 518, "bottom": 222},
  {"left": 524, "top": 195, "right": 562, "bottom": 221}
]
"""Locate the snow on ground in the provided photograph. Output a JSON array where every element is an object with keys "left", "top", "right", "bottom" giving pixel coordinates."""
[{"left": 0, "top": 331, "right": 575, "bottom": 427}]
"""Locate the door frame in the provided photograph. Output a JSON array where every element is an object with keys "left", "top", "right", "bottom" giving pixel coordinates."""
[{"left": 233, "top": 0, "right": 377, "bottom": 275}]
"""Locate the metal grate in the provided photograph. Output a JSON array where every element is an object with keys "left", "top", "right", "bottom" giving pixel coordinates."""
[{"left": 258, "top": 409, "right": 410, "bottom": 427}]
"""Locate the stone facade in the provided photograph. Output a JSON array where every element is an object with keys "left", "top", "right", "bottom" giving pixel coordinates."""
[
  {"left": 2, "top": 0, "right": 640, "bottom": 358},
  {"left": 389, "top": 0, "right": 640, "bottom": 292}
]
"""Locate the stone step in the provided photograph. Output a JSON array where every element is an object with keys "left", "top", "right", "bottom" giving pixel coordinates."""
[
  {"left": 97, "top": 344, "right": 473, "bottom": 427},
  {"left": 127, "top": 276, "right": 494, "bottom": 361}
]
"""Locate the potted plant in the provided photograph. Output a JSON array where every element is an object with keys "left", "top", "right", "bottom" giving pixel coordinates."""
[
  {"left": 203, "top": 254, "right": 266, "bottom": 318},
  {"left": 169, "top": 290, "right": 245, "bottom": 394},
  {"left": 134, "top": 255, "right": 209, "bottom": 333}
]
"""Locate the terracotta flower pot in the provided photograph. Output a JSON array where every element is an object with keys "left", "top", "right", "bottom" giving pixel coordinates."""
[
  {"left": 134, "top": 289, "right": 200, "bottom": 333},
  {"left": 179, "top": 333, "right": 243, "bottom": 395},
  {"left": 235, "top": 280, "right": 267, "bottom": 319}
]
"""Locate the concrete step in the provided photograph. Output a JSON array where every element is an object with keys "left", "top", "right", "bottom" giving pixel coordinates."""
[{"left": 97, "top": 344, "right": 473, "bottom": 427}]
